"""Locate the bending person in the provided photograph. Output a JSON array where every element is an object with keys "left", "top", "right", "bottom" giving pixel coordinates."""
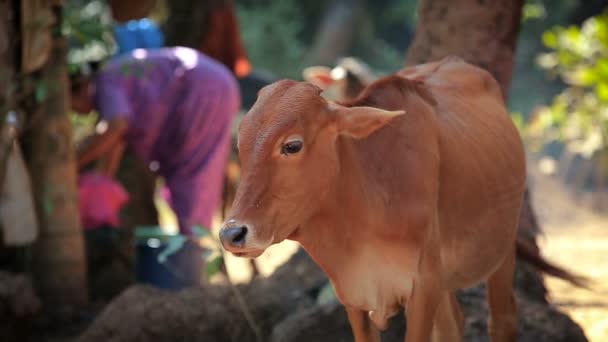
[{"left": 71, "top": 47, "right": 240, "bottom": 235}]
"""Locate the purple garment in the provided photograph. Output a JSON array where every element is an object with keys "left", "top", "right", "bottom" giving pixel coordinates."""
[{"left": 95, "top": 47, "right": 240, "bottom": 234}]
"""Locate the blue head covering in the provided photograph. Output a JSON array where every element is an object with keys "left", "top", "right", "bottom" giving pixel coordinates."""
[{"left": 113, "top": 18, "right": 164, "bottom": 56}]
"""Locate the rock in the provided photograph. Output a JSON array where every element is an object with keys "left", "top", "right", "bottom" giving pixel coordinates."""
[
  {"left": 270, "top": 287, "right": 588, "bottom": 342},
  {"left": 270, "top": 301, "right": 351, "bottom": 342},
  {"left": 0, "top": 271, "right": 40, "bottom": 317},
  {"left": 77, "top": 285, "right": 254, "bottom": 342},
  {"left": 458, "top": 286, "right": 588, "bottom": 342},
  {"left": 79, "top": 250, "right": 325, "bottom": 342},
  {"left": 0, "top": 271, "right": 40, "bottom": 341}
]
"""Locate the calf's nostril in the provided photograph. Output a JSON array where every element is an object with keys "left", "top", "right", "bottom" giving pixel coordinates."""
[
  {"left": 220, "top": 226, "right": 248, "bottom": 247},
  {"left": 232, "top": 226, "right": 248, "bottom": 245}
]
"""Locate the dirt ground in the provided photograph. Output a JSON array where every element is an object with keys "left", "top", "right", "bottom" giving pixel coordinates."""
[{"left": 530, "top": 162, "right": 608, "bottom": 342}]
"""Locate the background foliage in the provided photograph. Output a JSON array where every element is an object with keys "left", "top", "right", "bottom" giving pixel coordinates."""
[
  {"left": 62, "top": 0, "right": 608, "bottom": 156},
  {"left": 64, "top": 0, "right": 115, "bottom": 66},
  {"left": 529, "top": 11, "right": 608, "bottom": 161},
  {"left": 235, "top": 0, "right": 306, "bottom": 78}
]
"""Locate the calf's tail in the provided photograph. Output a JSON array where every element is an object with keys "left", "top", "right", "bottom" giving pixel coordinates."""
[{"left": 515, "top": 236, "right": 591, "bottom": 289}]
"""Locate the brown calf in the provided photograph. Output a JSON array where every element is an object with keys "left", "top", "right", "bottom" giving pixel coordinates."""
[{"left": 220, "top": 57, "right": 527, "bottom": 341}]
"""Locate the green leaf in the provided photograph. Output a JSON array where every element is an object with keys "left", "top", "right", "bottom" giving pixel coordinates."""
[
  {"left": 135, "top": 226, "right": 167, "bottom": 240},
  {"left": 68, "top": 63, "right": 80, "bottom": 75},
  {"left": 510, "top": 112, "right": 526, "bottom": 133},
  {"left": 595, "top": 15, "right": 608, "bottom": 46},
  {"left": 35, "top": 83, "right": 47, "bottom": 103},
  {"left": 596, "top": 59, "right": 608, "bottom": 79},
  {"left": 574, "top": 68, "right": 597, "bottom": 86},
  {"left": 596, "top": 83, "right": 608, "bottom": 102},
  {"left": 564, "top": 26, "right": 581, "bottom": 44},
  {"left": 192, "top": 225, "right": 210, "bottom": 238},
  {"left": 523, "top": 3, "right": 546, "bottom": 21},
  {"left": 537, "top": 53, "right": 558, "bottom": 70},
  {"left": 542, "top": 31, "right": 558, "bottom": 48},
  {"left": 206, "top": 254, "right": 224, "bottom": 278},
  {"left": 157, "top": 235, "right": 187, "bottom": 264},
  {"left": 121, "top": 64, "right": 130, "bottom": 76},
  {"left": 43, "top": 197, "right": 54, "bottom": 216},
  {"left": 316, "top": 282, "right": 337, "bottom": 305},
  {"left": 135, "top": 66, "right": 145, "bottom": 78}
]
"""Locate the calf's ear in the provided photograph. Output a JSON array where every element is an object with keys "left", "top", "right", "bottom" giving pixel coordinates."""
[{"left": 330, "top": 103, "right": 405, "bottom": 139}]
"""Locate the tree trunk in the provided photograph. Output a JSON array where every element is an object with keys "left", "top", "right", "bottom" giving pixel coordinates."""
[
  {"left": 306, "top": 0, "right": 366, "bottom": 66},
  {"left": 108, "top": 0, "right": 157, "bottom": 23},
  {"left": 406, "top": 0, "right": 548, "bottom": 301},
  {"left": 0, "top": 0, "right": 16, "bottom": 193},
  {"left": 163, "top": 0, "right": 208, "bottom": 49},
  {"left": 406, "top": 0, "right": 523, "bottom": 98},
  {"left": 26, "top": 3, "right": 88, "bottom": 306}
]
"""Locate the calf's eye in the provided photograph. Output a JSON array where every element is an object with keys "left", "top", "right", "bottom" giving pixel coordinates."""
[{"left": 281, "top": 140, "right": 303, "bottom": 155}]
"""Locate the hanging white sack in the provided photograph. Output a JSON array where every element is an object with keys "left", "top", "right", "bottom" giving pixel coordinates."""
[{"left": 0, "top": 141, "right": 39, "bottom": 245}]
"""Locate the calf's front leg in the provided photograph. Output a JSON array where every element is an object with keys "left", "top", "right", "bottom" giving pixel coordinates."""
[
  {"left": 431, "top": 291, "right": 464, "bottom": 341},
  {"left": 346, "top": 306, "right": 381, "bottom": 342},
  {"left": 404, "top": 232, "right": 443, "bottom": 342}
]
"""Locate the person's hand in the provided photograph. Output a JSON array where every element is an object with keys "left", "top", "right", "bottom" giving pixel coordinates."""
[
  {"left": 99, "top": 142, "right": 126, "bottom": 178},
  {"left": 77, "top": 118, "right": 129, "bottom": 170},
  {"left": 76, "top": 135, "right": 96, "bottom": 157}
]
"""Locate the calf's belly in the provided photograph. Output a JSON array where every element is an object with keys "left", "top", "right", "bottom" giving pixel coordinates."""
[
  {"left": 437, "top": 132, "right": 525, "bottom": 289},
  {"left": 439, "top": 202, "right": 521, "bottom": 290}
]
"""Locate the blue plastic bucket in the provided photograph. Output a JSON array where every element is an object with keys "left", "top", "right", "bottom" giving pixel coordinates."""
[{"left": 135, "top": 226, "right": 204, "bottom": 290}]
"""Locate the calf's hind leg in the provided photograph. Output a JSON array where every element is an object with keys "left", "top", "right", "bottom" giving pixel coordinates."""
[{"left": 486, "top": 246, "right": 518, "bottom": 342}]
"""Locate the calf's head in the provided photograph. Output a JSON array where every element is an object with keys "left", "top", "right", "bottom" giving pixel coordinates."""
[{"left": 219, "top": 80, "right": 403, "bottom": 257}]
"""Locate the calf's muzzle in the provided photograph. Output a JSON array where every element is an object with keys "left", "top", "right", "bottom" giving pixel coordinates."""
[{"left": 219, "top": 225, "right": 249, "bottom": 248}]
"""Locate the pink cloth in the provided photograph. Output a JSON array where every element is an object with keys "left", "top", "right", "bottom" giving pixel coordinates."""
[{"left": 78, "top": 172, "right": 129, "bottom": 230}]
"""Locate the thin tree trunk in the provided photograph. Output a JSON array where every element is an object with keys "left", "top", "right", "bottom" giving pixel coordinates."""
[
  {"left": 0, "top": 0, "right": 16, "bottom": 194},
  {"left": 26, "top": 3, "right": 88, "bottom": 305},
  {"left": 306, "top": 0, "right": 366, "bottom": 66},
  {"left": 163, "top": 0, "right": 207, "bottom": 49},
  {"left": 406, "top": 0, "right": 549, "bottom": 301}
]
